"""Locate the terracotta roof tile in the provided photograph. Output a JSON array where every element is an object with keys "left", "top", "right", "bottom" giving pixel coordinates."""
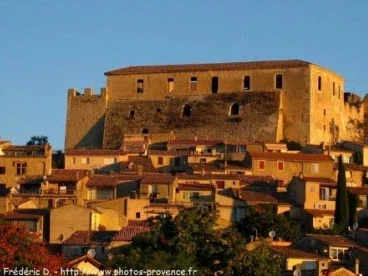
[
  {"left": 47, "top": 169, "right": 89, "bottom": 183},
  {"left": 304, "top": 209, "right": 335, "bottom": 217},
  {"left": 178, "top": 183, "right": 215, "bottom": 191},
  {"left": 3, "top": 145, "right": 47, "bottom": 151},
  {"left": 104, "top": 60, "right": 311, "bottom": 76},
  {"left": 68, "top": 255, "right": 105, "bottom": 269},
  {"left": 121, "top": 156, "right": 157, "bottom": 173},
  {"left": 348, "top": 187, "right": 368, "bottom": 195},
  {"left": 141, "top": 173, "right": 174, "bottom": 184},
  {"left": 238, "top": 190, "right": 278, "bottom": 204},
  {"left": 271, "top": 246, "right": 329, "bottom": 260},
  {"left": 306, "top": 234, "right": 354, "bottom": 247},
  {"left": 248, "top": 152, "right": 334, "bottom": 162},
  {"left": 65, "top": 149, "right": 124, "bottom": 156},
  {"left": 148, "top": 149, "right": 190, "bottom": 156},
  {"left": 3, "top": 212, "right": 41, "bottom": 220},
  {"left": 86, "top": 174, "right": 140, "bottom": 188},
  {"left": 127, "top": 220, "right": 151, "bottom": 227},
  {"left": 62, "top": 231, "right": 117, "bottom": 245},
  {"left": 112, "top": 225, "right": 151, "bottom": 242},
  {"left": 345, "top": 163, "right": 368, "bottom": 172},
  {"left": 168, "top": 139, "right": 223, "bottom": 148}
]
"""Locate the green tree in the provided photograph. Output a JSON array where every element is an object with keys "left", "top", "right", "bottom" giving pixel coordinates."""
[
  {"left": 26, "top": 135, "right": 48, "bottom": 146},
  {"left": 334, "top": 155, "right": 349, "bottom": 234},
  {"left": 233, "top": 243, "right": 282, "bottom": 276},
  {"left": 238, "top": 204, "right": 301, "bottom": 242},
  {"left": 348, "top": 191, "right": 359, "bottom": 226}
]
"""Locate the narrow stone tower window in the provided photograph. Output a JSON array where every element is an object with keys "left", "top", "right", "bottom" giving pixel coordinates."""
[
  {"left": 129, "top": 109, "right": 135, "bottom": 119},
  {"left": 333, "top": 82, "right": 336, "bottom": 96},
  {"left": 275, "top": 74, "right": 283, "bottom": 89},
  {"left": 230, "top": 103, "right": 240, "bottom": 116},
  {"left": 318, "top": 76, "right": 322, "bottom": 91},
  {"left": 137, "top": 79, "right": 144, "bottom": 93},
  {"left": 211, "top": 77, "right": 218, "bottom": 94},
  {"left": 183, "top": 105, "right": 192, "bottom": 117},
  {"left": 168, "top": 78, "right": 174, "bottom": 92},
  {"left": 244, "top": 76, "right": 251, "bottom": 90},
  {"left": 190, "top": 77, "right": 197, "bottom": 92}
]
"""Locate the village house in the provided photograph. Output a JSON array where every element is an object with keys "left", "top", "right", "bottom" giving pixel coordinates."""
[
  {"left": 0, "top": 141, "right": 52, "bottom": 189},
  {"left": 246, "top": 151, "right": 336, "bottom": 186}
]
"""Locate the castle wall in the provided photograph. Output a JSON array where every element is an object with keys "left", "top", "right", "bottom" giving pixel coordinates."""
[
  {"left": 102, "top": 92, "right": 281, "bottom": 149},
  {"left": 309, "top": 65, "right": 345, "bottom": 145},
  {"left": 65, "top": 88, "right": 108, "bottom": 149}
]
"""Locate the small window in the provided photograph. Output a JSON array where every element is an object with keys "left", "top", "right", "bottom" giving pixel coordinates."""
[
  {"left": 311, "top": 163, "right": 319, "bottom": 174},
  {"left": 323, "top": 109, "right": 326, "bottom": 116},
  {"left": 174, "top": 157, "right": 181, "bottom": 167},
  {"left": 141, "top": 128, "right": 149, "bottom": 135},
  {"left": 168, "top": 78, "right": 174, "bottom": 92},
  {"left": 72, "top": 158, "right": 76, "bottom": 164},
  {"left": 15, "top": 162, "right": 27, "bottom": 175},
  {"left": 338, "top": 86, "right": 341, "bottom": 99},
  {"left": 136, "top": 212, "right": 141, "bottom": 219},
  {"left": 199, "top": 158, "right": 206, "bottom": 163},
  {"left": 275, "top": 74, "right": 283, "bottom": 89},
  {"left": 244, "top": 75, "right": 251, "bottom": 90},
  {"left": 216, "top": 181, "right": 225, "bottom": 189},
  {"left": 318, "top": 76, "right": 322, "bottom": 91},
  {"left": 277, "top": 161, "right": 284, "bottom": 171},
  {"left": 211, "top": 77, "right": 218, "bottom": 94},
  {"left": 258, "top": 160, "right": 265, "bottom": 170},
  {"left": 333, "top": 82, "right": 335, "bottom": 96},
  {"left": 129, "top": 109, "right": 135, "bottom": 119},
  {"left": 230, "top": 103, "right": 240, "bottom": 116},
  {"left": 156, "top": 108, "right": 162, "bottom": 117},
  {"left": 182, "top": 105, "right": 192, "bottom": 117},
  {"left": 323, "top": 125, "right": 326, "bottom": 132},
  {"left": 158, "top": 157, "right": 163, "bottom": 165},
  {"left": 0, "top": 167, "right": 5, "bottom": 174},
  {"left": 81, "top": 158, "right": 89, "bottom": 164},
  {"left": 190, "top": 77, "right": 197, "bottom": 92},
  {"left": 137, "top": 79, "right": 144, "bottom": 93}
]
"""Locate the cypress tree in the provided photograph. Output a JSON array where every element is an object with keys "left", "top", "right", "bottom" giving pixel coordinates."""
[{"left": 334, "top": 155, "right": 349, "bottom": 233}]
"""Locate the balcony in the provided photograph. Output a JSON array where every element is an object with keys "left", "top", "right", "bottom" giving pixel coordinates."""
[{"left": 11, "top": 188, "right": 76, "bottom": 199}]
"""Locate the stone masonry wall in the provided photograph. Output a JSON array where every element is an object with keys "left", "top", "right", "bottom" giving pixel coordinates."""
[{"left": 103, "top": 91, "right": 280, "bottom": 149}]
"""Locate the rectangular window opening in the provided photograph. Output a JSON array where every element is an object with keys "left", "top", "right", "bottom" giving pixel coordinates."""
[
  {"left": 276, "top": 74, "right": 283, "bottom": 89},
  {"left": 258, "top": 160, "right": 265, "bottom": 170},
  {"left": 168, "top": 78, "right": 174, "bottom": 93},
  {"left": 318, "top": 76, "right": 322, "bottom": 91},
  {"left": 244, "top": 75, "right": 251, "bottom": 90},
  {"left": 211, "top": 77, "right": 218, "bottom": 94},
  {"left": 190, "top": 77, "right": 197, "bottom": 92},
  {"left": 137, "top": 79, "right": 144, "bottom": 93}
]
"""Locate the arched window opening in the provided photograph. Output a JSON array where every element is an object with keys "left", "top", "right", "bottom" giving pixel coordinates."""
[
  {"left": 129, "top": 109, "right": 135, "bottom": 119},
  {"left": 230, "top": 103, "right": 240, "bottom": 116},
  {"left": 183, "top": 105, "right": 192, "bottom": 117},
  {"left": 142, "top": 128, "right": 149, "bottom": 135},
  {"left": 156, "top": 108, "right": 162, "bottom": 116}
]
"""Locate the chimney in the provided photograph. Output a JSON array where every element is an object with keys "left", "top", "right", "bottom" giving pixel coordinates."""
[
  {"left": 137, "top": 165, "right": 144, "bottom": 176},
  {"left": 355, "top": 258, "right": 360, "bottom": 275}
]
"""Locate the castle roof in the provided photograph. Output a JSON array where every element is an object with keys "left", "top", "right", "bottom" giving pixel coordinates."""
[{"left": 104, "top": 59, "right": 311, "bottom": 76}]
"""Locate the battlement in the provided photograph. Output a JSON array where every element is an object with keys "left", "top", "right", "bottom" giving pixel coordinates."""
[{"left": 68, "top": 87, "right": 108, "bottom": 99}]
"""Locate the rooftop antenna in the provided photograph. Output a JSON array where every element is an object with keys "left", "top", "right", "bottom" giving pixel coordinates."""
[
  {"left": 269, "top": 230, "right": 276, "bottom": 241},
  {"left": 87, "top": 248, "right": 96, "bottom": 258}
]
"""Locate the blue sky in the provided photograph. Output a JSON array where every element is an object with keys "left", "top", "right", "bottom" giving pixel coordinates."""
[{"left": 0, "top": 1, "right": 367, "bottom": 150}]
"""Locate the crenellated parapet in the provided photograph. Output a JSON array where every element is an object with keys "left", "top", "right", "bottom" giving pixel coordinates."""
[{"left": 67, "top": 87, "right": 109, "bottom": 103}]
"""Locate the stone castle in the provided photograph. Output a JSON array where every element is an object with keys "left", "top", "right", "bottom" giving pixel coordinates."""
[{"left": 65, "top": 59, "right": 364, "bottom": 150}]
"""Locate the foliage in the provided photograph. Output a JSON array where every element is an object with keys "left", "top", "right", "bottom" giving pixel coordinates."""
[
  {"left": 231, "top": 243, "right": 283, "bottom": 276},
  {"left": 26, "top": 135, "right": 48, "bottom": 146},
  {"left": 348, "top": 191, "right": 359, "bottom": 226},
  {"left": 280, "top": 139, "right": 302, "bottom": 151},
  {"left": 334, "top": 155, "right": 349, "bottom": 234},
  {"left": 237, "top": 204, "right": 301, "bottom": 242},
  {"left": 108, "top": 207, "right": 282, "bottom": 275},
  {"left": 0, "top": 223, "right": 64, "bottom": 271}
]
